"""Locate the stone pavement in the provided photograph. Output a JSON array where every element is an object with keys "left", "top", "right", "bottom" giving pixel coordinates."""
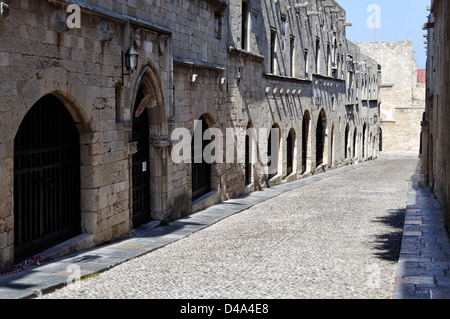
[
  {"left": 1, "top": 159, "right": 373, "bottom": 299},
  {"left": 0, "top": 153, "right": 449, "bottom": 299},
  {"left": 393, "top": 160, "right": 450, "bottom": 299}
]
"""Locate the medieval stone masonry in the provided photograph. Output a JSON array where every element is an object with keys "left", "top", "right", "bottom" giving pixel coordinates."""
[
  {"left": 0, "top": 0, "right": 381, "bottom": 272},
  {"left": 422, "top": 0, "right": 450, "bottom": 230},
  {"left": 358, "top": 41, "right": 425, "bottom": 153}
]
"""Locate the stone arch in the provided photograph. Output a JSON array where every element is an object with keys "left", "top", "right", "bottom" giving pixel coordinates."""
[
  {"left": 10, "top": 68, "right": 93, "bottom": 137},
  {"left": 316, "top": 108, "right": 327, "bottom": 167},
  {"left": 13, "top": 94, "right": 82, "bottom": 262},
  {"left": 130, "top": 61, "right": 168, "bottom": 136},
  {"left": 130, "top": 62, "right": 170, "bottom": 222},
  {"left": 5, "top": 68, "right": 95, "bottom": 236}
]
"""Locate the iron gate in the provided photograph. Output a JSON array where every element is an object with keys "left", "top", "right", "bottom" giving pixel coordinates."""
[
  {"left": 131, "top": 89, "right": 151, "bottom": 227},
  {"left": 14, "top": 95, "right": 81, "bottom": 262}
]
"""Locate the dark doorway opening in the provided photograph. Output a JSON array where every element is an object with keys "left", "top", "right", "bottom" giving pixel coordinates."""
[
  {"left": 132, "top": 88, "right": 152, "bottom": 228},
  {"left": 286, "top": 130, "right": 294, "bottom": 176},
  {"left": 316, "top": 112, "right": 325, "bottom": 167},
  {"left": 302, "top": 112, "right": 310, "bottom": 173},
  {"left": 192, "top": 116, "right": 211, "bottom": 201},
  {"left": 14, "top": 95, "right": 81, "bottom": 262}
]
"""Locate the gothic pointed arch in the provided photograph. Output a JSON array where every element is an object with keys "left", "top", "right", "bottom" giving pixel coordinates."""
[{"left": 130, "top": 60, "right": 170, "bottom": 224}]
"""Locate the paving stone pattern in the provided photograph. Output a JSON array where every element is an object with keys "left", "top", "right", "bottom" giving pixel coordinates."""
[{"left": 35, "top": 154, "right": 424, "bottom": 299}]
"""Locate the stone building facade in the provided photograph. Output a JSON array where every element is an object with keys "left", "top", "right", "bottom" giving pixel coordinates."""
[
  {"left": 0, "top": 0, "right": 380, "bottom": 272},
  {"left": 422, "top": 0, "right": 450, "bottom": 227},
  {"left": 357, "top": 41, "right": 426, "bottom": 153}
]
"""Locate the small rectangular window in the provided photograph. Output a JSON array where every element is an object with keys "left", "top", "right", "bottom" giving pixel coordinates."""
[
  {"left": 242, "top": 1, "right": 249, "bottom": 50},
  {"left": 315, "top": 38, "right": 320, "bottom": 74},
  {"left": 304, "top": 49, "right": 309, "bottom": 78},
  {"left": 290, "top": 37, "right": 295, "bottom": 77},
  {"left": 214, "top": 13, "right": 222, "bottom": 39},
  {"left": 270, "top": 30, "right": 276, "bottom": 74}
]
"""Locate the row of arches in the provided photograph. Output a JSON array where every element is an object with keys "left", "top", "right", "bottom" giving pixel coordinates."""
[
  {"left": 10, "top": 64, "right": 378, "bottom": 264},
  {"left": 191, "top": 108, "right": 376, "bottom": 202}
]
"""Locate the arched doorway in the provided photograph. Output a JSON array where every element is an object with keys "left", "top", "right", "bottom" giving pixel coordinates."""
[
  {"left": 345, "top": 123, "right": 349, "bottom": 159},
  {"left": 286, "top": 129, "right": 295, "bottom": 176},
  {"left": 14, "top": 95, "right": 81, "bottom": 262},
  {"left": 192, "top": 116, "right": 211, "bottom": 201},
  {"left": 302, "top": 111, "right": 311, "bottom": 173},
  {"left": 316, "top": 109, "right": 327, "bottom": 167},
  {"left": 130, "top": 62, "right": 169, "bottom": 223},
  {"left": 131, "top": 87, "right": 151, "bottom": 228},
  {"left": 353, "top": 127, "right": 358, "bottom": 158}
]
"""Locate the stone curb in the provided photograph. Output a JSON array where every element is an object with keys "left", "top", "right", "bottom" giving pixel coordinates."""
[{"left": 393, "top": 162, "right": 450, "bottom": 299}]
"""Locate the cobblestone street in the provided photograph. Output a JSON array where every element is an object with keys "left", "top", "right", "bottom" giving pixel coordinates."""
[{"left": 36, "top": 153, "right": 420, "bottom": 299}]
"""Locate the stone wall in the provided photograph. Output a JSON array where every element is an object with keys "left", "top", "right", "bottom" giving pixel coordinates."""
[
  {"left": 423, "top": 0, "right": 450, "bottom": 227},
  {"left": 0, "top": 0, "right": 381, "bottom": 273},
  {"left": 357, "top": 41, "right": 425, "bottom": 152}
]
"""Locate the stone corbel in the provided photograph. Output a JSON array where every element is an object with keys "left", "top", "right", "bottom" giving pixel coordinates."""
[
  {"left": 125, "top": 141, "right": 138, "bottom": 155},
  {"left": 158, "top": 35, "right": 168, "bottom": 56},
  {"left": 150, "top": 135, "right": 172, "bottom": 148}
]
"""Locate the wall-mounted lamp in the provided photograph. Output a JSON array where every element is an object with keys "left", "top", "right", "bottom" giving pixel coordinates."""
[
  {"left": 0, "top": 2, "right": 9, "bottom": 19},
  {"left": 122, "top": 45, "right": 139, "bottom": 84}
]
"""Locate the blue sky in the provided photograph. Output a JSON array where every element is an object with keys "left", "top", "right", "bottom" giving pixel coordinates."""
[{"left": 338, "top": 0, "right": 430, "bottom": 69}]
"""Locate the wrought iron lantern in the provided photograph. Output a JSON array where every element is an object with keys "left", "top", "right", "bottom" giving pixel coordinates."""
[
  {"left": 124, "top": 46, "right": 139, "bottom": 72},
  {"left": 122, "top": 45, "right": 139, "bottom": 84}
]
